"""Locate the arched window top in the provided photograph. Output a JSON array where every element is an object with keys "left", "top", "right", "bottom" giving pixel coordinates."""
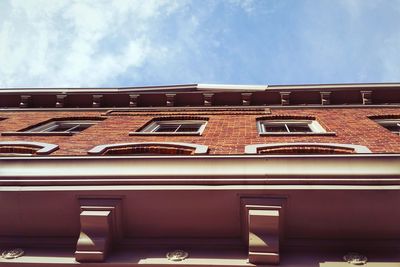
[
  {"left": 245, "top": 143, "right": 371, "bottom": 154},
  {"left": 0, "top": 141, "right": 59, "bottom": 156},
  {"left": 88, "top": 142, "right": 209, "bottom": 156}
]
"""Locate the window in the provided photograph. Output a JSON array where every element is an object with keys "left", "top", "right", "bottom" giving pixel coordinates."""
[
  {"left": 26, "top": 120, "right": 101, "bottom": 134},
  {"left": 134, "top": 119, "right": 207, "bottom": 135},
  {"left": 257, "top": 120, "right": 326, "bottom": 134},
  {"left": 374, "top": 119, "right": 400, "bottom": 135}
]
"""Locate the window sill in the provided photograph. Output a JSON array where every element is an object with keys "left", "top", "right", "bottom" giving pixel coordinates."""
[
  {"left": 129, "top": 132, "right": 202, "bottom": 136},
  {"left": 1, "top": 131, "right": 74, "bottom": 136},
  {"left": 259, "top": 132, "right": 337, "bottom": 136}
]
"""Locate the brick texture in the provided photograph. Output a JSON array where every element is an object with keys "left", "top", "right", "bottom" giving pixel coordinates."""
[{"left": 0, "top": 108, "right": 400, "bottom": 155}]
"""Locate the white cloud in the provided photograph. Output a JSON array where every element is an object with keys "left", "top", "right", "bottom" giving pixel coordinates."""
[{"left": 0, "top": 0, "right": 189, "bottom": 87}]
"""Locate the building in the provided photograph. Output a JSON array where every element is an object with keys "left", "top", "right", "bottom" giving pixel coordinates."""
[{"left": 0, "top": 83, "right": 400, "bottom": 266}]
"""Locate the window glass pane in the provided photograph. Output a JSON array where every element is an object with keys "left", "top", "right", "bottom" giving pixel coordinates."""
[
  {"left": 70, "top": 124, "right": 92, "bottom": 132},
  {"left": 287, "top": 125, "right": 312, "bottom": 132},
  {"left": 383, "top": 125, "right": 398, "bottom": 131},
  {"left": 263, "top": 124, "right": 287, "bottom": 132},
  {"left": 49, "top": 123, "right": 75, "bottom": 132},
  {"left": 177, "top": 124, "right": 201, "bottom": 132},
  {"left": 154, "top": 124, "right": 180, "bottom": 132}
]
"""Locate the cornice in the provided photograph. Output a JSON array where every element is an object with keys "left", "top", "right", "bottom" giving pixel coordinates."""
[{"left": 1, "top": 83, "right": 400, "bottom": 109}]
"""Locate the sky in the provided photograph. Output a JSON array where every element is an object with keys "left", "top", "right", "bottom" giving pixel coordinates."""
[{"left": 0, "top": 0, "right": 399, "bottom": 88}]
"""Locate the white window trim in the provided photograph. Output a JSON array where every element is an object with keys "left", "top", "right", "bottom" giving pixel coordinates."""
[
  {"left": 0, "top": 141, "right": 59, "bottom": 155},
  {"left": 131, "top": 120, "right": 208, "bottom": 135},
  {"left": 257, "top": 119, "right": 332, "bottom": 135},
  {"left": 245, "top": 143, "right": 372, "bottom": 154},
  {"left": 88, "top": 142, "right": 209, "bottom": 155},
  {"left": 374, "top": 119, "right": 400, "bottom": 135}
]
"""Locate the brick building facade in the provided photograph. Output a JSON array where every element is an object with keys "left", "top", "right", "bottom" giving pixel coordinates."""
[{"left": 1, "top": 83, "right": 400, "bottom": 266}]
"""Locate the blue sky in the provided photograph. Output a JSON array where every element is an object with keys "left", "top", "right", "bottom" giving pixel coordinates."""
[{"left": 0, "top": 0, "right": 399, "bottom": 87}]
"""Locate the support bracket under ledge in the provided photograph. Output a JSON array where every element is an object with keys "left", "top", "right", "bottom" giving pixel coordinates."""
[
  {"left": 248, "top": 209, "right": 280, "bottom": 264},
  {"left": 75, "top": 198, "right": 122, "bottom": 262},
  {"left": 241, "top": 197, "right": 286, "bottom": 265}
]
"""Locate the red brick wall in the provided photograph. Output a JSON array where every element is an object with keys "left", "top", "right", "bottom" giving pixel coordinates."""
[{"left": 0, "top": 107, "right": 399, "bottom": 155}]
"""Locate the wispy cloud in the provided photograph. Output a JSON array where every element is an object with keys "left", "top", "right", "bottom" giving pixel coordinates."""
[{"left": 0, "top": 0, "right": 191, "bottom": 87}]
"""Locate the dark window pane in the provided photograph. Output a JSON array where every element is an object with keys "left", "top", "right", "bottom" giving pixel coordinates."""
[
  {"left": 49, "top": 124, "right": 74, "bottom": 132},
  {"left": 287, "top": 125, "right": 312, "bottom": 132},
  {"left": 177, "top": 124, "right": 201, "bottom": 132},
  {"left": 383, "top": 125, "right": 400, "bottom": 132},
  {"left": 155, "top": 124, "right": 179, "bottom": 132},
  {"left": 71, "top": 124, "right": 92, "bottom": 132},
  {"left": 263, "top": 125, "right": 287, "bottom": 132},
  {"left": 50, "top": 123, "right": 92, "bottom": 133}
]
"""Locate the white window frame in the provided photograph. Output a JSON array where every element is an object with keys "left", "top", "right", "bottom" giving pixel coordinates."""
[
  {"left": 26, "top": 120, "right": 99, "bottom": 134},
  {"left": 257, "top": 120, "right": 326, "bottom": 135},
  {"left": 138, "top": 120, "right": 207, "bottom": 135},
  {"left": 374, "top": 119, "right": 400, "bottom": 135}
]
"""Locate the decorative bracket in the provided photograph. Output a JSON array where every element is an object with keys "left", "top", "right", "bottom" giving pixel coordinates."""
[
  {"left": 241, "top": 197, "right": 286, "bottom": 265},
  {"left": 241, "top": 93, "right": 252, "bottom": 106},
  {"left": 19, "top": 95, "right": 31, "bottom": 108},
  {"left": 279, "top": 92, "right": 290, "bottom": 106},
  {"left": 92, "top": 95, "right": 103, "bottom": 108},
  {"left": 75, "top": 198, "right": 122, "bottom": 262},
  {"left": 361, "top": 91, "right": 372, "bottom": 105},
  {"left": 166, "top": 94, "right": 176, "bottom": 107},
  {"left": 129, "top": 94, "right": 140, "bottom": 107},
  {"left": 320, "top": 92, "right": 331, "bottom": 105},
  {"left": 56, "top": 94, "right": 67, "bottom": 108},
  {"left": 203, "top": 93, "right": 214, "bottom": 106}
]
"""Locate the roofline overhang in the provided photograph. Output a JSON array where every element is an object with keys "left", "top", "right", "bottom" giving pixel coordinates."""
[
  {"left": 1, "top": 82, "right": 400, "bottom": 108},
  {"left": 1, "top": 82, "right": 400, "bottom": 94},
  {"left": 1, "top": 154, "right": 400, "bottom": 186}
]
